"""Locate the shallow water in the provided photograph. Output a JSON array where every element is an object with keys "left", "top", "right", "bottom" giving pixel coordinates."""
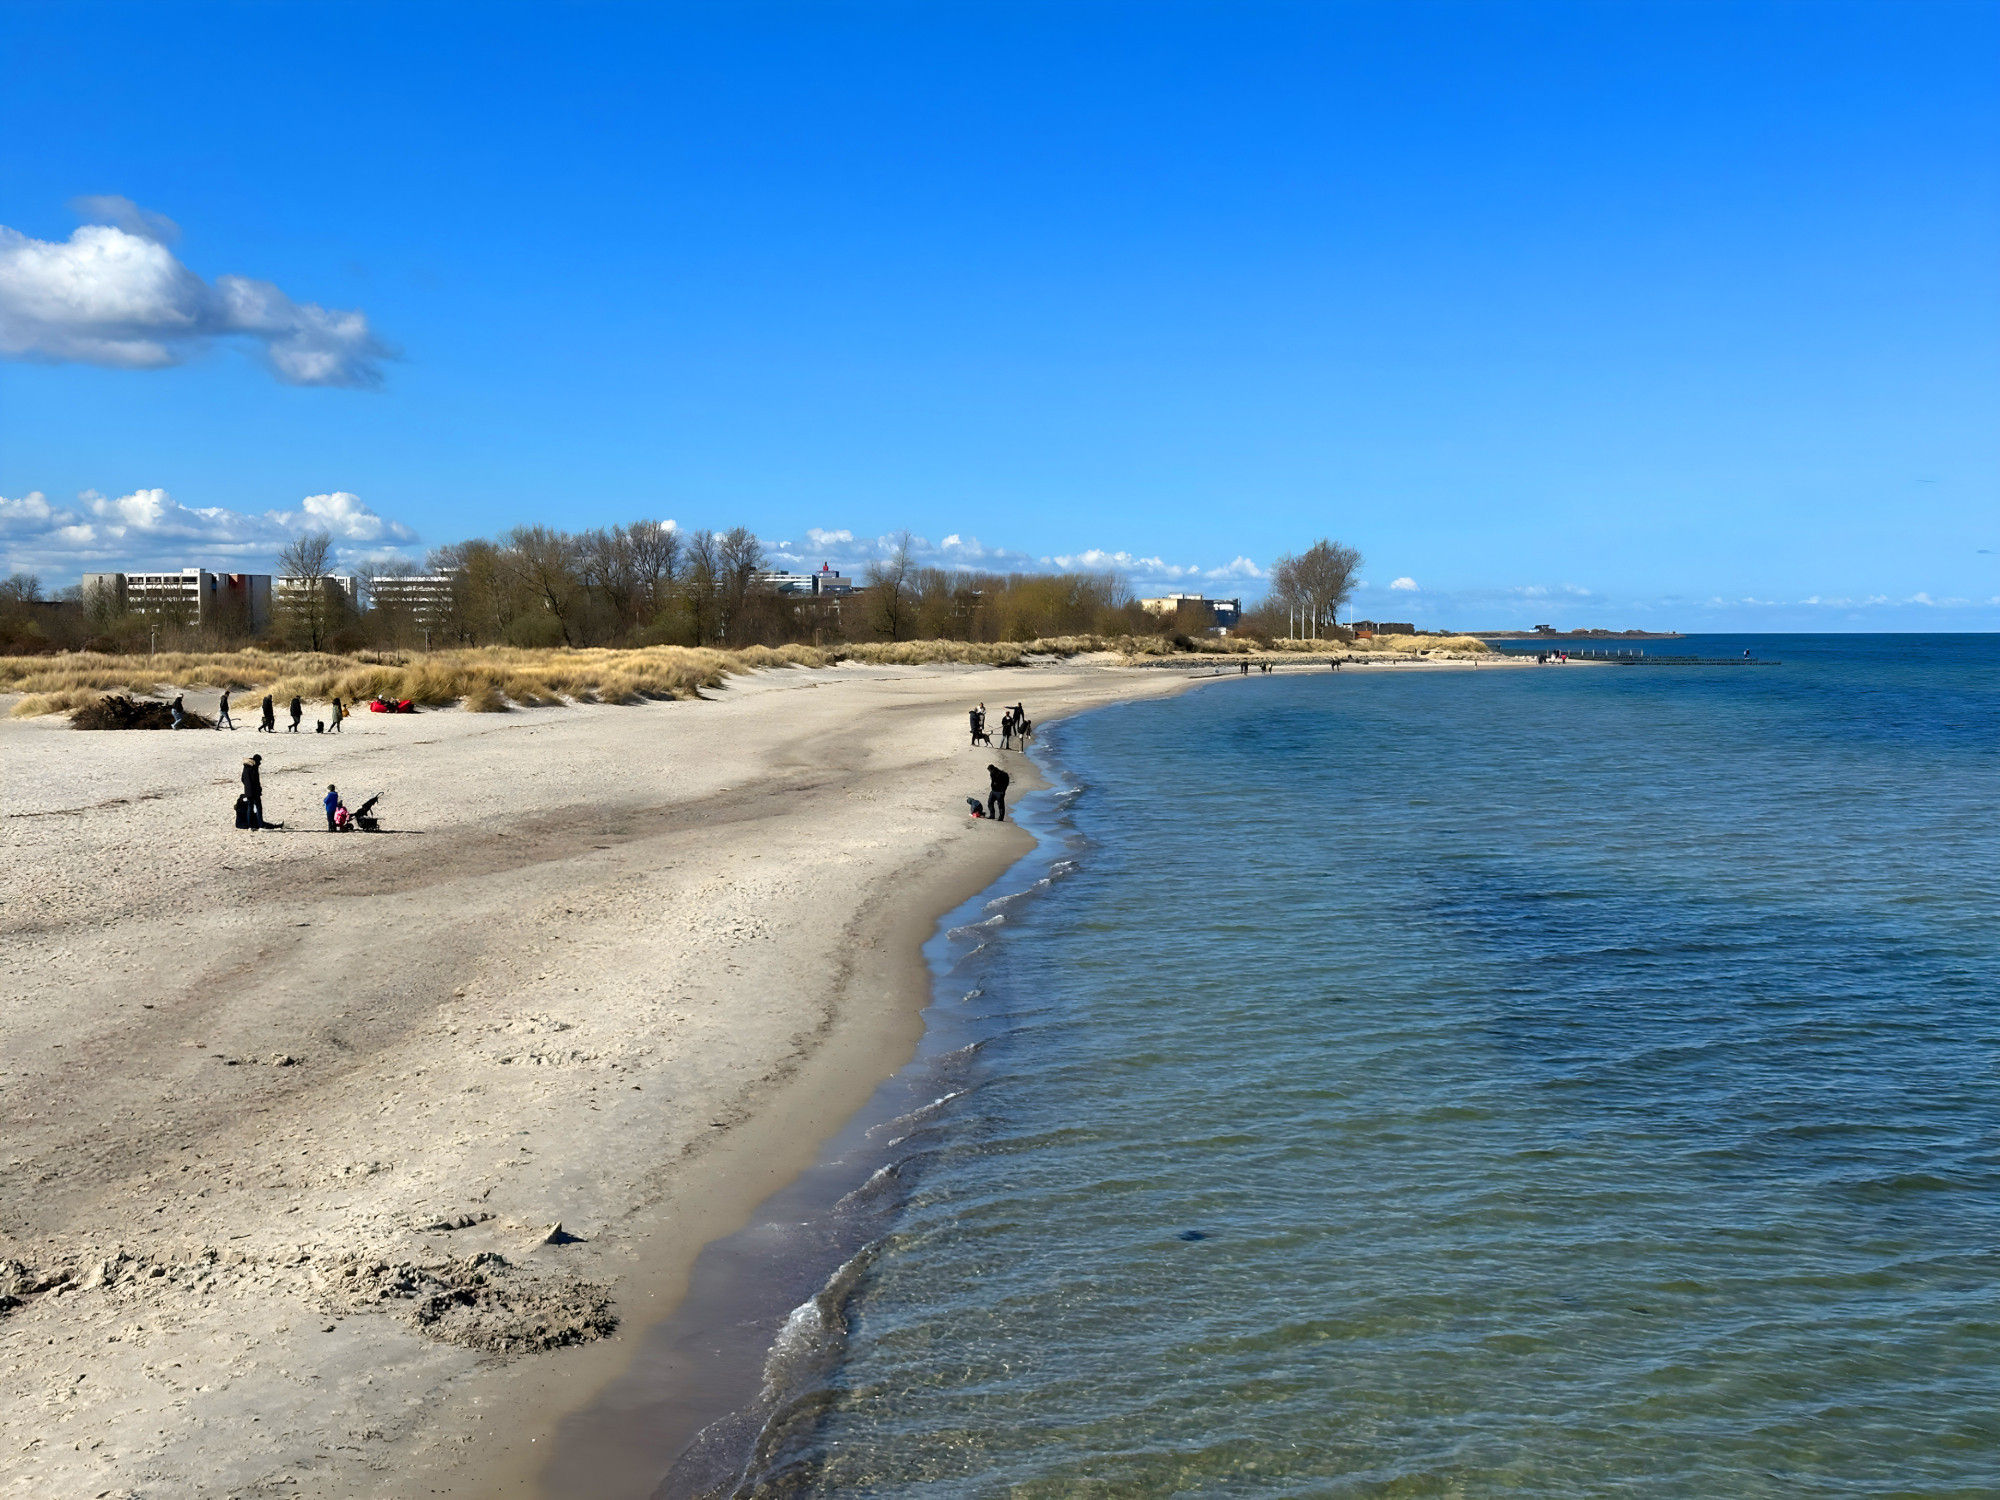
[{"left": 676, "top": 636, "right": 2000, "bottom": 1498}]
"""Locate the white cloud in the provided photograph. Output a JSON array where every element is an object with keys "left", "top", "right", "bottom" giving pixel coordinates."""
[
  {"left": 0, "top": 205, "right": 391, "bottom": 387},
  {"left": 1, "top": 486, "right": 418, "bottom": 576},
  {"left": 1389, "top": 576, "right": 1417, "bottom": 591},
  {"left": 68, "top": 194, "right": 180, "bottom": 244},
  {"left": 762, "top": 526, "right": 1265, "bottom": 593}
]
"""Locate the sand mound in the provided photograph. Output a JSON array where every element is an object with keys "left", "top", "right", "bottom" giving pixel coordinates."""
[
  {"left": 317, "top": 1251, "right": 617, "bottom": 1354},
  {"left": 70, "top": 694, "right": 215, "bottom": 730}
]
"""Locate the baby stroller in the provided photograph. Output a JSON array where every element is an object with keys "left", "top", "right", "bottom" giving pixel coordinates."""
[{"left": 352, "top": 793, "right": 385, "bottom": 833}]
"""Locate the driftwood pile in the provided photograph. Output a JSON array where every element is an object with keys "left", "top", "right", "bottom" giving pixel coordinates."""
[{"left": 70, "top": 694, "right": 216, "bottom": 731}]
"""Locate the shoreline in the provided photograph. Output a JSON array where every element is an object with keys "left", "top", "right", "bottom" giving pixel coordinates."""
[
  {"left": 531, "top": 735, "right": 1074, "bottom": 1498},
  {"left": 0, "top": 661, "right": 1186, "bottom": 1499}
]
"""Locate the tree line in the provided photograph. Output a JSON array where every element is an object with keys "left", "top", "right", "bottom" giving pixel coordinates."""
[{"left": 2, "top": 527, "right": 1367, "bottom": 655}]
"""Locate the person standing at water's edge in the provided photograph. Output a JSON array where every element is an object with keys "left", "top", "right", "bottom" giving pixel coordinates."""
[{"left": 986, "top": 763, "right": 1010, "bottom": 822}]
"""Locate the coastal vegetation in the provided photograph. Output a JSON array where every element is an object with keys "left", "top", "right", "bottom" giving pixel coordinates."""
[
  {"left": 12, "top": 525, "right": 1409, "bottom": 660},
  {"left": 1, "top": 630, "right": 1485, "bottom": 719}
]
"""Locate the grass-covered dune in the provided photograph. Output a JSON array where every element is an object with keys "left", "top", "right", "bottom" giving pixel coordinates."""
[
  {"left": 2, "top": 632, "right": 1488, "bottom": 719},
  {"left": 2, "top": 644, "right": 832, "bottom": 719}
]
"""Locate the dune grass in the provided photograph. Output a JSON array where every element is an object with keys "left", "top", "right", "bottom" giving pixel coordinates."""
[
  {"left": 3, "top": 644, "right": 835, "bottom": 719},
  {"left": 1, "top": 632, "right": 1490, "bottom": 720}
]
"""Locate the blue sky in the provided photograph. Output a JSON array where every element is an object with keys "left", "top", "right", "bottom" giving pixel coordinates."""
[{"left": 2, "top": 0, "right": 1996, "bottom": 630}]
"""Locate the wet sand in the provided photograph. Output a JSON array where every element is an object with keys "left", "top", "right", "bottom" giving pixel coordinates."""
[{"left": 0, "top": 660, "right": 1183, "bottom": 1499}]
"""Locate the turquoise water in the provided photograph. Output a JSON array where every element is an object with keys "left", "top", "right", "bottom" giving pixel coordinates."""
[{"left": 722, "top": 637, "right": 2000, "bottom": 1498}]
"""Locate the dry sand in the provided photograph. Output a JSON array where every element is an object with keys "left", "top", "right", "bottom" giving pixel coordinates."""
[{"left": 0, "top": 660, "right": 1190, "bottom": 1500}]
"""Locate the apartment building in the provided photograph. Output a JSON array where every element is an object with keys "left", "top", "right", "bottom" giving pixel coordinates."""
[{"left": 82, "top": 568, "right": 273, "bottom": 633}]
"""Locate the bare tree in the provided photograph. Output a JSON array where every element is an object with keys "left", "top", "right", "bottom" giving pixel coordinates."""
[
  {"left": 581, "top": 527, "right": 637, "bottom": 638},
  {"left": 504, "top": 525, "right": 583, "bottom": 646},
  {"left": 625, "top": 520, "right": 680, "bottom": 625},
  {"left": 865, "top": 531, "right": 917, "bottom": 641},
  {"left": 1269, "top": 539, "right": 1362, "bottom": 639},
  {"left": 716, "top": 526, "right": 765, "bottom": 641},
  {"left": 277, "top": 530, "right": 337, "bottom": 650},
  {"left": 679, "top": 529, "right": 721, "bottom": 645}
]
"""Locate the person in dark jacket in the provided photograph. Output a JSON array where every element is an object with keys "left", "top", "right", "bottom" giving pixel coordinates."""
[
  {"left": 969, "top": 706, "right": 984, "bottom": 747},
  {"left": 242, "top": 755, "right": 264, "bottom": 827},
  {"left": 986, "top": 763, "right": 1010, "bottom": 822},
  {"left": 288, "top": 695, "right": 303, "bottom": 732},
  {"left": 215, "top": 689, "right": 235, "bottom": 730},
  {"left": 259, "top": 694, "right": 275, "bottom": 733},
  {"left": 170, "top": 694, "right": 187, "bottom": 730}
]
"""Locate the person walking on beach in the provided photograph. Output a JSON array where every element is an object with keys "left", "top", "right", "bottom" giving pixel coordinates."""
[
  {"left": 170, "top": 694, "right": 187, "bottom": 729},
  {"left": 215, "top": 689, "right": 235, "bottom": 730},
  {"left": 242, "top": 754, "right": 265, "bottom": 828},
  {"left": 258, "top": 694, "right": 274, "bottom": 732},
  {"left": 288, "top": 695, "right": 303, "bottom": 732},
  {"left": 324, "top": 784, "right": 341, "bottom": 832},
  {"left": 986, "top": 763, "right": 1010, "bottom": 822},
  {"left": 1011, "top": 704, "right": 1030, "bottom": 749},
  {"left": 969, "top": 705, "right": 985, "bottom": 748},
  {"left": 329, "top": 697, "right": 345, "bottom": 733}
]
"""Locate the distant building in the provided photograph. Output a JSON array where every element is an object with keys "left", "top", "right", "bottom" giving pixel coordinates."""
[
  {"left": 759, "top": 563, "right": 854, "bottom": 597},
  {"left": 1140, "top": 593, "right": 1242, "bottom": 630},
  {"left": 363, "top": 573, "right": 458, "bottom": 620},
  {"left": 83, "top": 568, "right": 272, "bottom": 633},
  {"left": 277, "top": 574, "right": 361, "bottom": 608},
  {"left": 1376, "top": 621, "right": 1415, "bottom": 636}
]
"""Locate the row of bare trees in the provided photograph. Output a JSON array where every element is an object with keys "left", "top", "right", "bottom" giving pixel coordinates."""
[
  {"left": 23, "top": 523, "right": 1369, "bottom": 654},
  {"left": 397, "top": 523, "right": 771, "bottom": 648}
]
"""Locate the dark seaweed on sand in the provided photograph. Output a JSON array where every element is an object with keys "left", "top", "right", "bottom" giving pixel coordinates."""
[{"left": 70, "top": 694, "right": 215, "bottom": 731}]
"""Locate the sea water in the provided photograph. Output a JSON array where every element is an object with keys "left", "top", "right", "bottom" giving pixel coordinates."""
[{"left": 675, "top": 635, "right": 2000, "bottom": 1499}]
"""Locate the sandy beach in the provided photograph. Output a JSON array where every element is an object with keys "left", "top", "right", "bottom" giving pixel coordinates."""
[{"left": 0, "top": 658, "right": 1199, "bottom": 1499}]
